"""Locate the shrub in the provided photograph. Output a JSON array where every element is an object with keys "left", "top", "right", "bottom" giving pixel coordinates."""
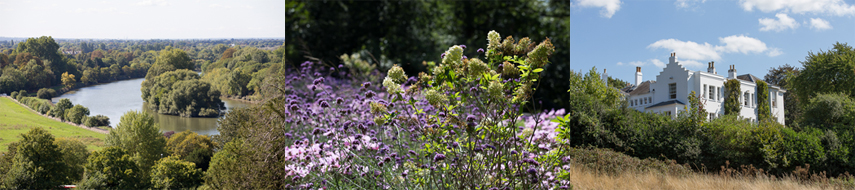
[
  {"left": 64, "top": 105, "right": 90, "bottom": 124},
  {"left": 150, "top": 156, "right": 203, "bottom": 189},
  {"left": 36, "top": 88, "right": 56, "bottom": 99},
  {"left": 10, "top": 91, "right": 17, "bottom": 98},
  {"left": 78, "top": 147, "right": 145, "bottom": 189},
  {"left": 83, "top": 115, "right": 111, "bottom": 127}
]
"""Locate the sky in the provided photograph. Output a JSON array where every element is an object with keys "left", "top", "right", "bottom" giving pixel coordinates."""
[
  {"left": 570, "top": 0, "right": 855, "bottom": 85},
  {"left": 0, "top": 0, "right": 285, "bottom": 39}
]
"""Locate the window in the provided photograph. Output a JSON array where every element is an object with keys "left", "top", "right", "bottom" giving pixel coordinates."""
[
  {"left": 709, "top": 86, "right": 715, "bottom": 100},
  {"left": 644, "top": 98, "right": 647, "bottom": 104},
  {"left": 753, "top": 93, "right": 757, "bottom": 107},
  {"left": 773, "top": 94, "right": 778, "bottom": 108},
  {"left": 744, "top": 92, "right": 750, "bottom": 106},
  {"left": 669, "top": 83, "right": 677, "bottom": 99},
  {"left": 718, "top": 87, "right": 722, "bottom": 100},
  {"left": 648, "top": 97, "right": 652, "bottom": 104},
  {"left": 664, "top": 111, "right": 672, "bottom": 116},
  {"left": 703, "top": 85, "right": 708, "bottom": 99},
  {"left": 710, "top": 113, "right": 715, "bottom": 120},
  {"left": 630, "top": 100, "right": 634, "bottom": 106}
]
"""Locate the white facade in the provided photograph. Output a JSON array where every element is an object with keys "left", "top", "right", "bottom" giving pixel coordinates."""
[{"left": 622, "top": 53, "right": 786, "bottom": 125}]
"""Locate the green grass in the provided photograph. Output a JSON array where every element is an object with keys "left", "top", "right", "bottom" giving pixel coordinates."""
[{"left": 0, "top": 97, "right": 106, "bottom": 152}]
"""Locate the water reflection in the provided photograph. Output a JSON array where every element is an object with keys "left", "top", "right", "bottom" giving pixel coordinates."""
[{"left": 53, "top": 78, "right": 251, "bottom": 136}]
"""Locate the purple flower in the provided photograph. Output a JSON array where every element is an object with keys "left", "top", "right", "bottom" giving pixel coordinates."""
[
  {"left": 378, "top": 161, "right": 384, "bottom": 166},
  {"left": 402, "top": 170, "right": 408, "bottom": 177},
  {"left": 460, "top": 45, "right": 467, "bottom": 49},
  {"left": 374, "top": 170, "right": 381, "bottom": 176},
  {"left": 336, "top": 97, "right": 344, "bottom": 104},
  {"left": 451, "top": 141, "right": 459, "bottom": 148},
  {"left": 466, "top": 115, "right": 477, "bottom": 122},
  {"left": 433, "top": 153, "right": 446, "bottom": 162},
  {"left": 312, "top": 128, "right": 323, "bottom": 135},
  {"left": 289, "top": 105, "right": 299, "bottom": 111},
  {"left": 462, "top": 55, "right": 468, "bottom": 60},
  {"left": 338, "top": 64, "right": 344, "bottom": 68},
  {"left": 477, "top": 48, "right": 485, "bottom": 53},
  {"left": 474, "top": 146, "right": 482, "bottom": 152},
  {"left": 527, "top": 168, "right": 537, "bottom": 175},
  {"left": 284, "top": 133, "right": 292, "bottom": 138},
  {"left": 384, "top": 157, "right": 391, "bottom": 162},
  {"left": 441, "top": 52, "right": 446, "bottom": 58},
  {"left": 330, "top": 67, "right": 335, "bottom": 71},
  {"left": 523, "top": 158, "right": 540, "bottom": 166},
  {"left": 314, "top": 72, "right": 322, "bottom": 77},
  {"left": 511, "top": 150, "right": 518, "bottom": 155},
  {"left": 469, "top": 87, "right": 478, "bottom": 92},
  {"left": 366, "top": 91, "right": 376, "bottom": 98},
  {"left": 362, "top": 82, "right": 371, "bottom": 88},
  {"left": 319, "top": 101, "right": 330, "bottom": 108}
]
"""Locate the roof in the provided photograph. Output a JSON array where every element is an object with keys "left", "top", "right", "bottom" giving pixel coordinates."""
[
  {"left": 622, "top": 81, "right": 653, "bottom": 95},
  {"left": 646, "top": 99, "right": 685, "bottom": 109},
  {"left": 736, "top": 74, "right": 786, "bottom": 92},
  {"left": 736, "top": 74, "right": 762, "bottom": 83}
]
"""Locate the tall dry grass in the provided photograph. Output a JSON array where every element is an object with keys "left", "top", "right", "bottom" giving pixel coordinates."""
[{"left": 564, "top": 165, "right": 823, "bottom": 190}]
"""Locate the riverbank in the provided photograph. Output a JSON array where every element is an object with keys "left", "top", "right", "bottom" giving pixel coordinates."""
[{"left": 0, "top": 96, "right": 107, "bottom": 151}]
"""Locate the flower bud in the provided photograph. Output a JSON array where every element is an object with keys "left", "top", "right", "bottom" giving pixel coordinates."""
[{"left": 387, "top": 65, "right": 407, "bottom": 83}]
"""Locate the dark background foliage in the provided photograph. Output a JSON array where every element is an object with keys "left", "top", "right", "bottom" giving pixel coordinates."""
[{"left": 286, "top": 0, "right": 570, "bottom": 110}]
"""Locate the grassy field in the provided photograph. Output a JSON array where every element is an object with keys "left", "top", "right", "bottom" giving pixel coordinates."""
[{"left": 0, "top": 97, "right": 106, "bottom": 152}]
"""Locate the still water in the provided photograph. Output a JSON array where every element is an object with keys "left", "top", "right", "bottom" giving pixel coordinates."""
[{"left": 52, "top": 78, "right": 251, "bottom": 136}]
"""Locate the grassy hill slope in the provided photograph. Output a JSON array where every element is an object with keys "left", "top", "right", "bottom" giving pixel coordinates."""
[{"left": 0, "top": 97, "right": 106, "bottom": 152}]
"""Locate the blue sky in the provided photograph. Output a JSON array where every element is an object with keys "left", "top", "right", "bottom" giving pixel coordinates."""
[
  {"left": 0, "top": 0, "right": 284, "bottom": 39},
  {"left": 570, "top": 0, "right": 855, "bottom": 84}
]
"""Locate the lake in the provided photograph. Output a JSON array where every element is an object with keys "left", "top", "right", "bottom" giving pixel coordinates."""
[{"left": 52, "top": 78, "right": 251, "bottom": 136}]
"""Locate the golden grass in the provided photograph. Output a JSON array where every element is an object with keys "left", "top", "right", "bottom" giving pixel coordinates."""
[{"left": 564, "top": 165, "right": 823, "bottom": 190}]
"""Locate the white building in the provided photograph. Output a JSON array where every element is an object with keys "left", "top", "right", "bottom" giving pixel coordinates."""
[{"left": 618, "top": 53, "right": 786, "bottom": 125}]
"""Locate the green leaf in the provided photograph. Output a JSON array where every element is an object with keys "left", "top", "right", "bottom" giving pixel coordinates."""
[{"left": 533, "top": 68, "right": 543, "bottom": 73}]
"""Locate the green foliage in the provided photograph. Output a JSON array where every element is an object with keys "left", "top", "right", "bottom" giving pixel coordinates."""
[
  {"left": 150, "top": 156, "right": 203, "bottom": 189},
  {"left": 686, "top": 91, "right": 706, "bottom": 125},
  {"left": 724, "top": 79, "right": 742, "bottom": 115},
  {"left": 50, "top": 98, "right": 73, "bottom": 120},
  {"left": 764, "top": 64, "right": 801, "bottom": 125},
  {"left": 803, "top": 93, "right": 855, "bottom": 129},
  {"left": 287, "top": 0, "right": 570, "bottom": 109},
  {"left": 756, "top": 81, "right": 771, "bottom": 122},
  {"left": 36, "top": 88, "right": 56, "bottom": 99},
  {"left": 142, "top": 69, "right": 223, "bottom": 117},
  {"left": 204, "top": 140, "right": 246, "bottom": 189},
  {"left": 78, "top": 147, "right": 146, "bottom": 189},
  {"left": 566, "top": 67, "right": 623, "bottom": 109},
  {"left": 1, "top": 127, "right": 68, "bottom": 188},
  {"left": 166, "top": 131, "right": 215, "bottom": 170},
  {"left": 55, "top": 138, "right": 90, "bottom": 183},
  {"left": 105, "top": 110, "right": 167, "bottom": 178},
  {"left": 65, "top": 104, "right": 90, "bottom": 124},
  {"left": 788, "top": 42, "right": 855, "bottom": 106},
  {"left": 607, "top": 76, "right": 630, "bottom": 89},
  {"left": 83, "top": 115, "right": 111, "bottom": 127}
]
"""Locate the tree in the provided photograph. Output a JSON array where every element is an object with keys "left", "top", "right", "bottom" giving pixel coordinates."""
[
  {"left": 204, "top": 140, "right": 248, "bottom": 189},
  {"left": 61, "top": 72, "right": 76, "bottom": 88},
  {"left": 78, "top": 147, "right": 145, "bottom": 189},
  {"left": 1, "top": 127, "right": 68, "bottom": 188},
  {"left": 802, "top": 93, "right": 855, "bottom": 129},
  {"left": 54, "top": 138, "right": 89, "bottom": 183},
  {"left": 142, "top": 69, "right": 223, "bottom": 117},
  {"left": 146, "top": 48, "right": 193, "bottom": 80},
  {"left": 221, "top": 48, "right": 236, "bottom": 60},
  {"left": 166, "top": 131, "right": 215, "bottom": 170},
  {"left": 788, "top": 42, "right": 855, "bottom": 105},
  {"left": 65, "top": 105, "right": 90, "bottom": 124},
  {"left": 36, "top": 88, "right": 56, "bottom": 99},
  {"left": 756, "top": 81, "right": 771, "bottom": 122},
  {"left": 50, "top": 98, "right": 73, "bottom": 120},
  {"left": 105, "top": 110, "right": 167, "bottom": 177},
  {"left": 687, "top": 91, "right": 706, "bottom": 124},
  {"left": 150, "top": 156, "right": 203, "bottom": 189},
  {"left": 765, "top": 64, "right": 801, "bottom": 125},
  {"left": 724, "top": 79, "right": 741, "bottom": 115}
]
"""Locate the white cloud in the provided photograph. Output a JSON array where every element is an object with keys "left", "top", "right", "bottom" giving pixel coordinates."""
[
  {"left": 675, "top": 0, "right": 706, "bottom": 9},
  {"left": 809, "top": 18, "right": 833, "bottom": 31},
  {"left": 767, "top": 48, "right": 783, "bottom": 57},
  {"left": 759, "top": 13, "right": 799, "bottom": 32},
  {"left": 739, "top": 0, "right": 855, "bottom": 16},
  {"left": 210, "top": 4, "right": 230, "bottom": 8},
  {"left": 617, "top": 59, "right": 667, "bottom": 68},
  {"left": 137, "top": 0, "right": 169, "bottom": 6},
  {"left": 650, "top": 59, "right": 666, "bottom": 68},
  {"left": 716, "top": 35, "right": 768, "bottom": 54},
  {"left": 647, "top": 35, "right": 781, "bottom": 68},
  {"left": 647, "top": 39, "right": 721, "bottom": 60},
  {"left": 573, "top": 0, "right": 621, "bottom": 18}
]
